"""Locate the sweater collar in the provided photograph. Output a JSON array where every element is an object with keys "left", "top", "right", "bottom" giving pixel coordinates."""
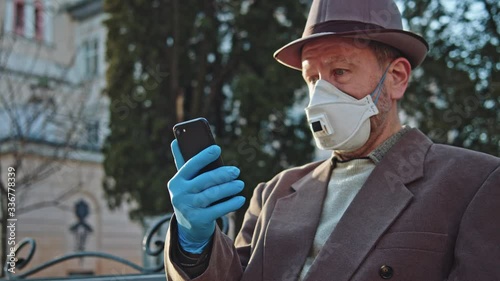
[{"left": 331, "top": 126, "right": 412, "bottom": 165}]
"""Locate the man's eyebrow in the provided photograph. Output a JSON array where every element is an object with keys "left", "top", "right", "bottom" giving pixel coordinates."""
[
  {"left": 302, "top": 51, "right": 355, "bottom": 66},
  {"left": 322, "top": 55, "right": 355, "bottom": 66}
]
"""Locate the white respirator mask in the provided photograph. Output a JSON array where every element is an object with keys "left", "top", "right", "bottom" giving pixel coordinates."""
[{"left": 305, "top": 68, "right": 389, "bottom": 152}]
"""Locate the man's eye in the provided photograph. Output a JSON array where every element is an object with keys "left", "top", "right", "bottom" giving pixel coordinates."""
[{"left": 333, "top": 69, "right": 346, "bottom": 76}]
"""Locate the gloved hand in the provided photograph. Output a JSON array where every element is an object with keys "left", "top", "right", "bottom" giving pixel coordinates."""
[{"left": 167, "top": 140, "right": 246, "bottom": 254}]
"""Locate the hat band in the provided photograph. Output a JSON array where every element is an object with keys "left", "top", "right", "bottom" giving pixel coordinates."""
[{"left": 305, "top": 20, "right": 385, "bottom": 37}]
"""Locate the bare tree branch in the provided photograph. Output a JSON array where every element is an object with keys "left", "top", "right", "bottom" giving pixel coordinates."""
[
  {"left": 18, "top": 180, "right": 83, "bottom": 215},
  {"left": 0, "top": 24, "right": 100, "bottom": 277}
]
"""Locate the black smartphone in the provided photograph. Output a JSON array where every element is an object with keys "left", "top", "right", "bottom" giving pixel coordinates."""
[
  {"left": 173, "top": 117, "right": 224, "bottom": 175},
  {"left": 174, "top": 118, "right": 237, "bottom": 207}
]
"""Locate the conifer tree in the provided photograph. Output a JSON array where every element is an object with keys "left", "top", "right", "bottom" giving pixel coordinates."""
[
  {"left": 103, "top": 0, "right": 313, "bottom": 225},
  {"left": 400, "top": 0, "right": 499, "bottom": 155}
]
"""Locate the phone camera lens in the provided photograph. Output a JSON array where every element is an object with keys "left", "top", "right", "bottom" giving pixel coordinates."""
[{"left": 176, "top": 129, "right": 181, "bottom": 135}]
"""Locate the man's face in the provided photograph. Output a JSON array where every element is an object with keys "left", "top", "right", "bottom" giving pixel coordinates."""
[
  {"left": 301, "top": 37, "right": 396, "bottom": 154},
  {"left": 301, "top": 37, "right": 385, "bottom": 99}
]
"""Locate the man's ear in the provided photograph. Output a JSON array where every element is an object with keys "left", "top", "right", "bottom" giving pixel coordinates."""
[{"left": 388, "top": 57, "right": 411, "bottom": 101}]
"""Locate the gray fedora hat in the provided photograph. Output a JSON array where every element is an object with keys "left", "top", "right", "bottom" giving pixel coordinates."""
[{"left": 274, "top": 0, "right": 429, "bottom": 70}]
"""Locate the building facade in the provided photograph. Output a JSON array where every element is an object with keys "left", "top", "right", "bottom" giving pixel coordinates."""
[{"left": 0, "top": 0, "right": 151, "bottom": 278}]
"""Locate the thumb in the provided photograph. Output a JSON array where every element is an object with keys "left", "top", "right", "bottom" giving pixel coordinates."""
[{"left": 171, "top": 139, "right": 185, "bottom": 170}]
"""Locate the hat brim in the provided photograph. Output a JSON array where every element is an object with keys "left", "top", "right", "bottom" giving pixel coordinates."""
[{"left": 273, "top": 29, "right": 429, "bottom": 70}]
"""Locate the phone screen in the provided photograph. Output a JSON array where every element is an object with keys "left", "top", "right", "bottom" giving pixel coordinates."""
[{"left": 173, "top": 118, "right": 223, "bottom": 175}]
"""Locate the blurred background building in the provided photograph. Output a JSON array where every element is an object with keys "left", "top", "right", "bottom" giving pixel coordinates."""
[{"left": 0, "top": 0, "right": 150, "bottom": 277}]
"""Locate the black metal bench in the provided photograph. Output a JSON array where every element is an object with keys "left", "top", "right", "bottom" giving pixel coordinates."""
[{"left": 2, "top": 214, "right": 229, "bottom": 280}]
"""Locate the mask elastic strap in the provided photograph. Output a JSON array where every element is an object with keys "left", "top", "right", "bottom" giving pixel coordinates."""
[{"left": 370, "top": 64, "right": 391, "bottom": 105}]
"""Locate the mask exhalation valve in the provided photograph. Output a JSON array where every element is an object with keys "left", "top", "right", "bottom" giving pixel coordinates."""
[{"left": 309, "top": 114, "right": 333, "bottom": 137}]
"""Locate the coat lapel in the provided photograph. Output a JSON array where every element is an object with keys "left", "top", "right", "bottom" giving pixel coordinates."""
[
  {"left": 304, "top": 129, "right": 432, "bottom": 281},
  {"left": 263, "top": 159, "right": 333, "bottom": 281}
]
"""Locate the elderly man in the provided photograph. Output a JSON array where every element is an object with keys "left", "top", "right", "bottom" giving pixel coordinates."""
[{"left": 165, "top": 0, "right": 500, "bottom": 280}]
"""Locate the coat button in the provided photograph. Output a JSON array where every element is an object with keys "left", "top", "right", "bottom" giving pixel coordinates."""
[{"left": 379, "top": 265, "right": 393, "bottom": 279}]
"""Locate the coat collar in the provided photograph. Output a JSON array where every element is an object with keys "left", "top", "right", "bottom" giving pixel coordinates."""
[
  {"left": 263, "top": 159, "right": 333, "bottom": 281},
  {"left": 304, "top": 129, "right": 433, "bottom": 280},
  {"left": 291, "top": 158, "right": 334, "bottom": 191},
  {"left": 263, "top": 129, "right": 433, "bottom": 281}
]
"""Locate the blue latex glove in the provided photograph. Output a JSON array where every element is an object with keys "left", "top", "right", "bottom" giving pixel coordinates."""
[{"left": 167, "top": 140, "right": 246, "bottom": 254}]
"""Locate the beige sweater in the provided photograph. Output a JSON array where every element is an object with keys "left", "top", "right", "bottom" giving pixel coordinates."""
[{"left": 299, "top": 158, "right": 375, "bottom": 280}]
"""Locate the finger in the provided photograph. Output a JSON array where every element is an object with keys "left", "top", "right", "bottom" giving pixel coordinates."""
[
  {"left": 178, "top": 145, "right": 221, "bottom": 179},
  {"left": 171, "top": 140, "right": 185, "bottom": 170},
  {"left": 205, "top": 196, "right": 246, "bottom": 221},
  {"left": 193, "top": 180, "right": 244, "bottom": 207},
  {"left": 190, "top": 166, "right": 240, "bottom": 193}
]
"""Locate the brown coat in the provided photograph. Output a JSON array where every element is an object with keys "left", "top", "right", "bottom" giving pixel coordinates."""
[{"left": 165, "top": 129, "right": 500, "bottom": 280}]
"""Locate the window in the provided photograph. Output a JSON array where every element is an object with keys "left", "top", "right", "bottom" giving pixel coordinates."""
[
  {"left": 14, "top": 0, "right": 24, "bottom": 35},
  {"left": 12, "top": 0, "right": 44, "bottom": 40},
  {"left": 86, "top": 120, "right": 99, "bottom": 146},
  {"left": 34, "top": 0, "right": 43, "bottom": 40},
  {"left": 83, "top": 39, "right": 99, "bottom": 78}
]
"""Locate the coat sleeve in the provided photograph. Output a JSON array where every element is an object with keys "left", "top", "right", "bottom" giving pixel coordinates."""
[
  {"left": 447, "top": 165, "right": 500, "bottom": 280},
  {"left": 164, "top": 182, "right": 267, "bottom": 281}
]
